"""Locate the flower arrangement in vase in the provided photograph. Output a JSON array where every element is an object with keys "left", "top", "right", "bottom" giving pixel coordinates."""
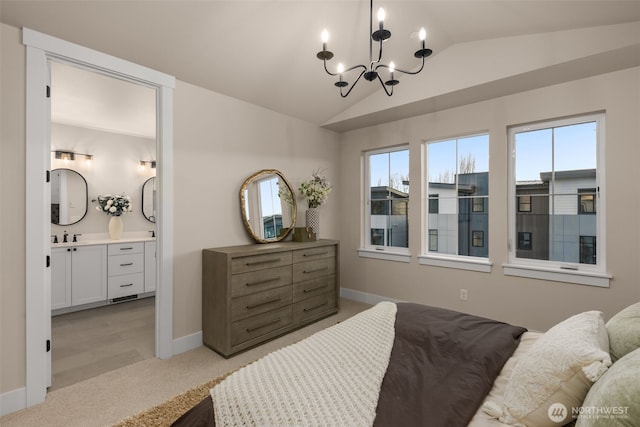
[
  {"left": 96, "top": 194, "right": 132, "bottom": 240},
  {"left": 299, "top": 171, "right": 332, "bottom": 239}
]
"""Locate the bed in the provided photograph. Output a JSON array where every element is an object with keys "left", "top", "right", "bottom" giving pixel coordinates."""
[{"left": 172, "top": 301, "right": 639, "bottom": 427}]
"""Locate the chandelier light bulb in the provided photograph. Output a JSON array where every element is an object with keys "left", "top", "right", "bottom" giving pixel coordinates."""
[
  {"left": 337, "top": 63, "right": 345, "bottom": 74},
  {"left": 419, "top": 27, "right": 427, "bottom": 41},
  {"left": 389, "top": 62, "right": 395, "bottom": 73},
  {"left": 377, "top": 8, "right": 385, "bottom": 22},
  {"left": 321, "top": 29, "right": 329, "bottom": 43}
]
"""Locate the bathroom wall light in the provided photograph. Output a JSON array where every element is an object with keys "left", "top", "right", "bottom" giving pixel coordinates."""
[
  {"left": 140, "top": 160, "right": 156, "bottom": 169},
  {"left": 53, "top": 150, "right": 93, "bottom": 161}
]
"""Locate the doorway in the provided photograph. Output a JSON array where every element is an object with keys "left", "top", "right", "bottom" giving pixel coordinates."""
[
  {"left": 24, "top": 28, "right": 174, "bottom": 408},
  {"left": 48, "top": 60, "right": 158, "bottom": 389}
]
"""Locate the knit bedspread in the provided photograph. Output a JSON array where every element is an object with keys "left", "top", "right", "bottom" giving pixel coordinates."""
[{"left": 210, "top": 301, "right": 398, "bottom": 426}]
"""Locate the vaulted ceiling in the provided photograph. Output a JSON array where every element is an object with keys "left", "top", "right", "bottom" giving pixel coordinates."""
[{"left": 2, "top": 1, "right": 640, "bottom": 133}]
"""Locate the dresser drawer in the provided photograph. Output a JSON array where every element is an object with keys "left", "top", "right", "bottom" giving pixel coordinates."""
[
  {"left": 293, "top": 257, "right": 335, "bottom": 282},
  {"left": 231, "top": 305, "right": 292, "bottom": 346},
  {"left": 231, "top": 265, "right": 292, "bottom": 298},
  {"left": 292, "top": 245, "right": 336, "bottom": 264},
  {"left": 231, "top": 285, "right": 292, "bottom": 322},
  {"left": 108, "top": 242, "right": 144, "bottom": 255},
  {"left": 293, "top": 291, "right": 336, "bottom": 324},
  {"left": 108, "top": 253, "right": 144, "bottom": 276},
  {"left": 231, "top": 252, "right": 292, "bottom": 274},
  {"left": 293, "top": 275, "right": 335, "bottom": 302},
  {"left": 108, "top": 273, "right": 144, "bottom": 299}
]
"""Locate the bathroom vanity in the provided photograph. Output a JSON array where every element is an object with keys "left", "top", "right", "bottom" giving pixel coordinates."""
[{"left": 51, "top": 237, "right": 156, "bottom": 315}]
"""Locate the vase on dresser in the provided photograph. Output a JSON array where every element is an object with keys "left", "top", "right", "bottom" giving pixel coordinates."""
[
  {"left": 305, "top": 208, "right": 320, "bottom": 240},
  {"left": 109, "top": 216, "right": 123, "bottom": 240}
]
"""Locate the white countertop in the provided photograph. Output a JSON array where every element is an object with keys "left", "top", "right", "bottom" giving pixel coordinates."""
[{"left": 51, "top": 234, "right": 155, "bottom": 248}]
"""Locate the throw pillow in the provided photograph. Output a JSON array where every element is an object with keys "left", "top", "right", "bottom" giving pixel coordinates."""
[
  {"left": 606, "top": 302, "right": 640, "bottom": 362},
  {"left": 483, "top": 311, "right": 611, "bottom": 427}
]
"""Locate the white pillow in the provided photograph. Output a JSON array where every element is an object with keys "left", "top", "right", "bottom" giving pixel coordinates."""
[{"left": 483, "top": 311, "right": 611, "bottom": 427}]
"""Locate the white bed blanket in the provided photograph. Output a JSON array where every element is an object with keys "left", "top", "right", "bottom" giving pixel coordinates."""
[{"left": 211, "top": 301, "right": 397, "bottom": 427}]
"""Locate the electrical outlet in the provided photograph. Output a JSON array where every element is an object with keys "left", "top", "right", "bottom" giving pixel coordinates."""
[{"left": 459, "top": 289, "right": 468, "bottom": 301}]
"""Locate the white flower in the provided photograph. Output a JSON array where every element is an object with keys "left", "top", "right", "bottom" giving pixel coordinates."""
[{"left": 109, "top": 206, "right": 117, "bottom": 213}]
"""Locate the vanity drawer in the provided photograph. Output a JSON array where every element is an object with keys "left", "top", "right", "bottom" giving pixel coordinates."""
[
  {"left": 231, "top": 305, "right": 292, "bottom": 346},
  {"left": 108, "top": 242, "right": 144, "bottom": 255},
  {"left": 292, "top": 245, "right": 336, "bottom": 264},
  {"left": 108, "top": 273, "right": 144, "bottom": 299},
  {"left": 293, "top": 275, "right": 335, "bottom": 302},
  {"left": 293, "top": 257, "right": 335, "bottom": 282},
  {"left": 231, "top": 252, "right": 292, "bottom": 274},
  {"left": 231, "top": 265, "right": 292, "bottom": 298},
  {"left": 108, "top": 253, "right": 144, "bottom": 276},
  {"left": 231, "top": 285, "right": 292, "bottom": 322},
  {"left": 293, "top": 291, "right": 336, "bottom": 324}
]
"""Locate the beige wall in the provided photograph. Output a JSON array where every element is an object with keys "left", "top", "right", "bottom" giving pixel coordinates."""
[
  {"left": 338, "top": 67, "right": 640, "bottom": 332},
  {"left": 0, "top": 23, "right": 341, "bottom": 394}
]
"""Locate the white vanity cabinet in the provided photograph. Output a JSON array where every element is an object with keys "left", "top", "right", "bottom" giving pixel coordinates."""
[
  {"left": 51, "top": 244, "right": 108, "bottom": 309},
  {"left": 144, "top": 240, "right": 157, "bottom": 292},
  {"left": 107, "top": 242, "right": 144, "bottom": 300}
]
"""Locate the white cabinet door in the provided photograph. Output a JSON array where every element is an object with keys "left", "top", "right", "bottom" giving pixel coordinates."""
[
  {"left": 144, "top": 241, "right": 157, "bottom": 292},
  {"left": 51, "top": 247, "right": 72, "bottom": 310},
  {"left": 71, "top": 245, "right": 107, "bottom": 306}
]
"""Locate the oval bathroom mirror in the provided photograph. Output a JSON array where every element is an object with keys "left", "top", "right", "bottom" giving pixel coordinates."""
[
  {"left": 142, "top": 176, "right": 156, "bottom": 223},
  {"left": 51, "top": 168, "right": 88, "bottom": 226},
  {"left": 240, "top": 169, "right": 296, "bottom": 243}
]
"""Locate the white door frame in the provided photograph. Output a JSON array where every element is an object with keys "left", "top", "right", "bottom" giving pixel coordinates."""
[{"left": 23, "top": 28, "right": 175, "bottom": 407}]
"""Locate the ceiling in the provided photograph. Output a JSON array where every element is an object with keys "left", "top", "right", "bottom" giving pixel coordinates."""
[{"left": 2, "top": 0, "right": 640, "bottom": 132}]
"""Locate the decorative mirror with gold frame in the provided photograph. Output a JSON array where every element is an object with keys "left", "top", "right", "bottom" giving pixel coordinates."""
[{"left": 240, "top": 169, "right": 296, "bottom": 243}]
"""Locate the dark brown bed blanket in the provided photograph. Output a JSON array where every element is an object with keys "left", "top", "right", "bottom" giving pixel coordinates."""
[{"left": 172, "top": 303, "right": 526, "bottom": 427}]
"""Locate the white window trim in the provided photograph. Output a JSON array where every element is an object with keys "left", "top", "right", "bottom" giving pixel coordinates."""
[
  {"left": 419, "top": 254, "right": 492, "bottom": 272},
  {"left": 361, "top": 144, "right": 410, "bottom": 256},
  {"left": 507, "top": 112, "right": 609, "bottom": 287},
  {"left": 421, "top": 133, "right": 491, "bottom": 271}
]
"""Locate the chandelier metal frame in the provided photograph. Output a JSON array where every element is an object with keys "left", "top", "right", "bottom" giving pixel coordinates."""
[{"left": 317, "top": 0, "right": 433, "bottom": 97}]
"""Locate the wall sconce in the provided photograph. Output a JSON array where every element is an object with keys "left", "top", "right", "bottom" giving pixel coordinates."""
[
  {"left": 53, "top": 150, "right": 93, "bottom": 162},
  {"left": 140, "top": 160, "right": 156, "bottom": 169}
]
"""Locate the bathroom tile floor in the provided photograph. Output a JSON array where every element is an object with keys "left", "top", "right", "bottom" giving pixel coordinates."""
[{"left": 50, "top": 296, "right": 155, "bottom": 390}]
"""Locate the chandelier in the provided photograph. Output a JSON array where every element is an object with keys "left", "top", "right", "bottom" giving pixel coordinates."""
[{"left": 316, "top": 0, "right": 432, "bottom": 97}]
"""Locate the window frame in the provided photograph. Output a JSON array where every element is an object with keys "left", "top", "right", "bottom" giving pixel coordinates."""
[
  {"left": 419, "top": 132, "right": 492, "bottom": 273},
  {"left": 505, "top": 112, "right": 610, "bottom": 287},
  {"left": 359, "top": 145, "right": 411, "bottom": 263}
]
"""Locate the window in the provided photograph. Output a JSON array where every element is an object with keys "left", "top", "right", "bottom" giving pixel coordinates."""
[
  {"left": 428, "top": 229, "right": 438, "bottom": 251},
  {"left": 364, "top": 146, "right": 410, "bottom": 251},
  {"left": 578, "top": 188, "right": 596, "bottom": 214},
  {"left": 517, "top": 231, "right": 532, "bottom": 250},
  {"left": 425, "top": 133, "right": 489, "bottom": 259},
  {"left": 472, "top": 231, "right": 484, "bottom": 247},
  {"left": 507, "top": 113, "right": 607, "bottom": 285},
  {"left": 518, "top": 195, "right": 532, "bottom": 212}
]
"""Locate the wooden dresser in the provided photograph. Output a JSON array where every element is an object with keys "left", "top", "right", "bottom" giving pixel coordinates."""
[{"left": 202, "top": 239, "right": 339, "bottom": 357}]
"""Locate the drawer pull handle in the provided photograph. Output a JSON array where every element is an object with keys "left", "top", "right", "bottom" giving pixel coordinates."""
[
  {"left": 303, "top": 266, "right": 328, "bottom": 274},
  {"left": 120, "top": 247, "right": 134, "bottom": 251},
  {"left": 303, "top": 284, "right": 327, "bottom": 293},
  {"left": 246, "top": 298, "right": 281, "bottom": 310},
  {"left": 120, "top": 283, "right": 134, "bottom": 288},
  {"left": 120, "top": 262, "right": 134, "bottom": 267},
  {"left": 245, "top": 258, "right": 281, "bottom": 266},
  {"left": 246, "top": 277, "right": 280, "bottom": 287},
  {"left": 303, "top": 251, "right": 329, "bottom": 257},
  {"left": 246, "top": 318, "right": 280, "bottom": 333},
  {"left": 303, "top": 301, "right": 328, "bottom": 312}
]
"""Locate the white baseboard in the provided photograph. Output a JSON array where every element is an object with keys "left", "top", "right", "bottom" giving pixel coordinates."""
[
  {"left": 172, "top": 330, "right": 203, "bottom": 356},
  {"left": 0, "top": 386, "right": 26, "bottom": 417},
  {"left": 340, "top": 288, "right": 403, "bottom": 305}
]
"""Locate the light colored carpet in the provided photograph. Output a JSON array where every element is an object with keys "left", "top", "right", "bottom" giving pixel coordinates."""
[{"left": 0, "top": 298, "right": 370, "bottom": 427}]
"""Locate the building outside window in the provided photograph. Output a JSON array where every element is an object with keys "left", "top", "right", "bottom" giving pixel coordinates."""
[
  {"left": 425, "top": 133, "right": 489, "bottom": 258},
  {"left": 429, "top": 194, "right": 439, "bottom": 213},
  {"left": 428, "top": 229, "right": 438, "bottom": 251},
  {"left": 509, "top": 113, "right": 605, "bottom": 274},
  {"left": 365, "top": 146, "right": 410, "bottom": 250}
]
